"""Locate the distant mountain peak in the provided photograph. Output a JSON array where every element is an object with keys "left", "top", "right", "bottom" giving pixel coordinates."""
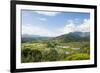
[
  {"left": 22, "top": 34, "right": 42, "bottom": 38},
  {"left": 67, "top": 32, "right": 90, "bottom": 37},
  {"left": 53, "top": 31, "right": 90, "bottom": 43}
]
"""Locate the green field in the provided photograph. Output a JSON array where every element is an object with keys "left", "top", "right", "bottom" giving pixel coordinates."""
[{"left": 21, "top": 41, "right": 90, "bottom": 63}]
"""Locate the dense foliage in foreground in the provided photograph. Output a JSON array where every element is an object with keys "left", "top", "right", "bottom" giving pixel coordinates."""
[{"left": 21, "top": 41, "right": 90, "bottom": 63}]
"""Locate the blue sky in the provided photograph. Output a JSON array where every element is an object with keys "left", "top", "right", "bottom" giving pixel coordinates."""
[{"left": 21, "top": 10, "right": 90, "bottom": 37}]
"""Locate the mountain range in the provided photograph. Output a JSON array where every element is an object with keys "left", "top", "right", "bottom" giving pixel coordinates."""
[
  {"left": 53, "top": 32, "right": 90, "bottom": 42},
  {"left": 22, "top": 32, "right": 90, "bottom": 43}
]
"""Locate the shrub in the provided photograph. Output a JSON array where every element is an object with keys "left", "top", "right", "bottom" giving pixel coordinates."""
[
  {"left": 65, "top": 53, "right": 90, "bottom": 60},
  {"left": 21, "top": 48, "right": 42, "bottom": 63},
  {"left": 41, "top": 48, "right": 59, "bottom": 61}
]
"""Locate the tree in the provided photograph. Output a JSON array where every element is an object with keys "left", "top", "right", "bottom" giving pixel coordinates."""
[
  {"left": 47, "top": 41, "right": 58, "bottom": 48},
  {"left": 21, "top": 48, "right": 42, "bottom": 62}
]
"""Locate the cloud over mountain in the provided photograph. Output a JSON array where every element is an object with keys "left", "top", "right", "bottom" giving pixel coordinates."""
[
  {"left": 22, "top": 19, "right": 90, "bottom": 37},
  {"left": 63, "top": 19, "right": 90, "bottom": 34}
]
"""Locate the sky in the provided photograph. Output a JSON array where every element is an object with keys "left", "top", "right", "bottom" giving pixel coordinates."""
[{"left": 21, "top": 10, "right": 90, "bottom": 37}]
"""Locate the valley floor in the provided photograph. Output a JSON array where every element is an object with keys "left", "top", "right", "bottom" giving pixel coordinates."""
[{"left": 21, "top": 41, "right": 90, "bottom": 63}]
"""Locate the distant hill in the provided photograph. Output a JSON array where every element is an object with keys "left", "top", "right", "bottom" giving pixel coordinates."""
[
  {"left": 52, "top": 32, "right": 90, "bottom": 43},
  {"left": 21, "top": 34, "right": 51, "bottom": 43},
  {"left": 68, "top": 32, "right": 90, "bottom": 37},
  {"left": 22, "top": 32, "right": 90, "bottom": 43},
  {"left": 22, "top": 34, "right": 43, "bottom": 38}
]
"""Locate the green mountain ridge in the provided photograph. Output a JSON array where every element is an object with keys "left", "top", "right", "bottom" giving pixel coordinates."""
[
  {"left": 22, "top": 32, "right": 90, "bottom": 43},
  {"left": 52, "top": 32, "right": 90, "bottom": 43}
]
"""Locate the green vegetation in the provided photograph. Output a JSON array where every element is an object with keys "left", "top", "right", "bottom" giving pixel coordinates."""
[
  {"left": 65, "top": 53, "right": 89, "bottom": 60},
  {"left": 21, "top": 32, "right": 90, "bottom": 63},
  {"left": 21, "top": 41, "right": 90, "bottom": 63}
]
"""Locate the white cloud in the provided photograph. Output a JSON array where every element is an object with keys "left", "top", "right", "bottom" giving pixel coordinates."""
[
  {"left": 22, "top": 24, "right": 58, "bottom": 37},
  {"left": 38, "top": 17, "right": 47, "bottom": 21},
  {"left": 22, "top": 19, "right": 90, "bottom": 37},
  {"left": 77, "top": 19, "right": 90, "bottom": 32},
  {"left": 35, "top": 11, "right": 60, "bottom": 16},
  {"left": 63, "top": 23, "right": 76, "bottom": 34},
  {"left": 62, "top": 19, "right": 90, "bottom": 34}
]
